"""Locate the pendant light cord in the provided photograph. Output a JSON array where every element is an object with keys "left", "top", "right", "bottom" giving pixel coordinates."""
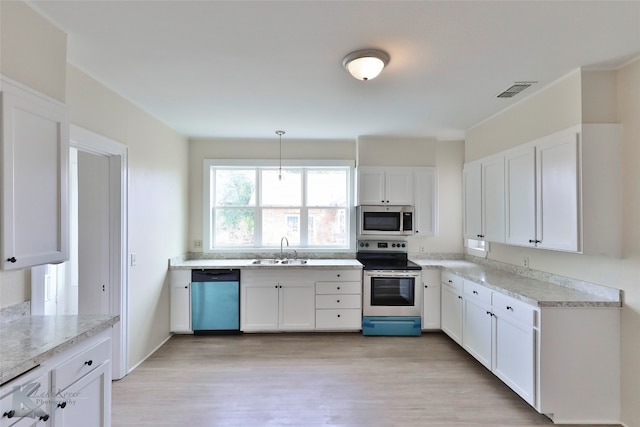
[{"left": 276, "top": 130, "right": 285, "bottom": 180}]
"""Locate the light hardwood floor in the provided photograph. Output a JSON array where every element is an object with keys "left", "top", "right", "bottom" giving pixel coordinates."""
[{"left": 112, "top": 332, "right": 618, "bottom": 427}]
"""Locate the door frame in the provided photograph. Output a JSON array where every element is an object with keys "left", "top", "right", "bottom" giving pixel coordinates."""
[
  {"left": 71, "top": 125, "right": 129, "bottom": 380},
  {"left": 32, "top": 125, "right": 129, "bottom": 380}
]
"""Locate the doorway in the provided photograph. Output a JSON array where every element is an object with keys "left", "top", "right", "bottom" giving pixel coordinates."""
[{"left": 31, "top": 125, "right": 128, "bottom": 380}]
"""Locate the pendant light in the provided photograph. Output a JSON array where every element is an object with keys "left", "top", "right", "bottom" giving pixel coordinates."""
[{"left": 275, "top": 130, "right": 285, "bottom": 180}]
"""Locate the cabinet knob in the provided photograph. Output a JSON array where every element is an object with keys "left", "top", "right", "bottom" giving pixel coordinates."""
[
  {"left": 473, "top": 290, "right": 478, "bottom": 295},
  {"left": 84, "top": 360, "right": 93, "bottom": 366},
  {"left": 424, "top": 285, "right": 428, "bottom": 288},
  {"left": 448, "top": 280, "right": 452, "bottom": 283},
  {"left": 337, "top": 274, "right": 340, "bottom": 277},
  {"left": 3, "top": 410, "right": 15, "bottom": 419},
  {"left": 337, "top": 314, "right": 341, "bottom": 318},
  {"left": 6, "top": 257, "right": 16, "bottom": 263},
  {"left": 506, "top": 306, "right": 514, "bottom": 311},
  {"left": 337, "top": 300, "right": 340, "bottom": 303},
  {"left": 39, "top": 414, "right": 50, "bottom": 422},
  {"left": 337, "top": 286, "right": 340, "bottom": 290},
  {"left": 381, "top": 200, "right": 384, "bottom": 203},
  {"left": 528, "top": 239, "right": 541, "bottom": 244},
  {"left": 57, "top": 401, "right": 67, "bottom": 409},
  {"left": 458, "top": 296, "right": 462, "bottom": 300}
]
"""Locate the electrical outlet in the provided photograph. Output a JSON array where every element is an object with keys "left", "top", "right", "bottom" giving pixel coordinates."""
[
  {"left": 194, "top": 240, "right": 202, "bottom": 249},
  {"left": 420, "top": 246, "right": 426, "bottom": 253},
  {"left": 130, "top": 253, "right": 137, "bottom": 267},
  {"left": 522, "top": 257, "right": 529, "bottom": 268}
]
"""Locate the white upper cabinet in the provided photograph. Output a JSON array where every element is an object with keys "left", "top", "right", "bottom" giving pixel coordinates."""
[
  {"left": 358, "top": 167, "right": 413, "bottom": 205},
  {"left": 413, "top": 168, "right": 437, "bottom": 237},
  {"left": 535, "top": 132, "right": 579, "bottom": 252},
  {"left": 496, "top": 124, "right": 621, "bottom": 256},
  {"left": 1, "top": 78, "right": 69, "bottom": 270},
  {"left": 505, "top": 146, "right": 536, "bottom": 246},
  {"left": 463, "top": 156, "right": 505, "bottom": 243}
]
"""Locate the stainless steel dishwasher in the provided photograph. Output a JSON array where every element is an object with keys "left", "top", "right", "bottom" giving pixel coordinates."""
[{"left": 191, "top": 269, "right": 241, "bottom": 335}]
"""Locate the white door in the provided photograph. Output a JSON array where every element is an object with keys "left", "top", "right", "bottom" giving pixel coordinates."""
[
  {"left": 78, "top": 151, "right": 111, "bottom": 315},
  {"left": 358, "top": 168, "right": 386, "bottom": 205},
  {"left": 385, "top": 169, "right": 414, "bottom": 205},
  {"left": 279, "top": 282, "right": 315, "bottom": 330},
  {"left": 440, "top": 284, "right": 463, "bottom": 344}
]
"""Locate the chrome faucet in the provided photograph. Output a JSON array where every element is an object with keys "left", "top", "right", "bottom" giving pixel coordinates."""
[{"left": 280, "top": 236, "right": 289, "bottom": 259}]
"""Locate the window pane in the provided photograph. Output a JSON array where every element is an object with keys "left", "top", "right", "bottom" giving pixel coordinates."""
[
  {"left": 308, "top": 208, "right": 346, "bottom": 246},
  {"left": 214, "top": 208, "right": 255, "bottom": 245},
  {"left": 262, "top": 208, "right": 300, "bottom": 246},
  {"left": 261, "top": 169, "right": 302, "bottom": 206},
  {"left": 307, "top": 170, "right": 347, "bottom": 206},
  {"left": 215, "top": 169, "right": 256, "bottom": 206}
]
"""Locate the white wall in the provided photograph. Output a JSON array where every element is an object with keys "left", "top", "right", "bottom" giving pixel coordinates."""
[
  {"left": 66, "top": 65, "right": 189, "bottom": 369},
  {"left": 0, "top": 0, "right": 190, "bottom": 370},
  {"left": 465, "top": 64, "right": 640, "bottom": 427}
]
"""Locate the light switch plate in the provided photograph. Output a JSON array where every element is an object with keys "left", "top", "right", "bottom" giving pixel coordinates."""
[{"left": 130, "top": 253, "right": 137, "bottom": 266}]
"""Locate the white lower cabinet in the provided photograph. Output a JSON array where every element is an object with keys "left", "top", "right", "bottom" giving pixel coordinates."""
[
  {"left": 169, "top": 270, "right": 191, "bottom": 333},
  {"left": 421, "top": 269, "right": 441, "bottom": 330},
  {"left": 0, "top": 331, "right": 111, "bottom": 427},
  {"left": 315, "top": 280, "right": 362, "bottom": 331},
  {"left": 462, "top": 280, "right": 492, "bottom": 369},
  {"left": 440, "top": 272, "right": 463, "bottom": 343},
  {"left": 241, "top": 269, "right": 315, "bottom": 331}
]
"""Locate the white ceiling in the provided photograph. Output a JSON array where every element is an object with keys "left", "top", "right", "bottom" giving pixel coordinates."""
[{"left": 30, "top": 0, "right": 640, "bottom": 141}]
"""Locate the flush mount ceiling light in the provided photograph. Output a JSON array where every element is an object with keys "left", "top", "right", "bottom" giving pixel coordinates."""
[{"left": 342, "top": 49, "right": 390, "bottom": 81}]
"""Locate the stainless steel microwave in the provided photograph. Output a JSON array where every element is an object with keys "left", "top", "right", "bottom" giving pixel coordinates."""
[{"left": 358, "top": 205, "right": 414, "bottom": 236}]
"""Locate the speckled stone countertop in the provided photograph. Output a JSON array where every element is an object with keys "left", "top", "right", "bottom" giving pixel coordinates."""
[
  {"left": 413, "top": 259, "right": 621, "bottom": 308},
  {"left": 0, "top": 315, "right": 119, "bottom": 385},
  {"left": 170, "top": 258, "right": 363, "bottom": 270}
]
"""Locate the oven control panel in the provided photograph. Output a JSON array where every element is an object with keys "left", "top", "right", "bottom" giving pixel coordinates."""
[{"left": 357, "top": 240, "right": 408, "bottom": 252}]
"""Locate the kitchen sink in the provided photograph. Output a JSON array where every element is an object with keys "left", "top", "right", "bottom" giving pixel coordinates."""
[
  {"left": 280, "top": 259, "right": 309, "bottom": 265},
  {"left": 251, "top": 259, "right": 280, "bottom": 265}
]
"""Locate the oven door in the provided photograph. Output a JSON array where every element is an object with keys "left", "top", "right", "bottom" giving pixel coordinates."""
[{"left": 363, "top": 270, "right": 422, "bottom": 317}]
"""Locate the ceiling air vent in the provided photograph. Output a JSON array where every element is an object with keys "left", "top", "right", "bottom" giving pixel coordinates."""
[{"left": 497, "top": 81, "right": 537, "bottom": 98}]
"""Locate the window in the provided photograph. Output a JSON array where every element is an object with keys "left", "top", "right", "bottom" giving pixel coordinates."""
[{"left": 204, "top": 160, "right": 354, "bottom": 251}]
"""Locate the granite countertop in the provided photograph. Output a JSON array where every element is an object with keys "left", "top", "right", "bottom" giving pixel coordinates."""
[
  {"left": 170, "top": 258, "right": 363, "bottom": 270},
  {"left": 0, "top": 315, "right": 119, "bottom": 385},
  {"left": 413, "top": 259, "right": 621, "bottom": 308}
]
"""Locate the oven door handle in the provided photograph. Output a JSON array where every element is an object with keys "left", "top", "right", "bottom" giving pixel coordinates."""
[{"left": 364, "top": 271, "right": 421, "bottom": 278}]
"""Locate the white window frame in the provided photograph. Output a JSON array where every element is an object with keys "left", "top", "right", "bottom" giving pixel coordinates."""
[{"left": 203, "top": 159, "right": 356, "bottom": 253}]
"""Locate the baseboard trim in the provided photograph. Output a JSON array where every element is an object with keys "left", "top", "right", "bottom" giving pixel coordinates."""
[{"left": 125, "top": 334, "right": 172, "bottom": 375}]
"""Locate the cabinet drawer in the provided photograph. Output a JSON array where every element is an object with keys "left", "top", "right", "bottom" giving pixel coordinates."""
[
  {"left": 316, "top": 294, "right": 361, "bottom": 309},
  {"left": 492, "top": 292, "right": 537, "bottom": 327},
  {"left": 53, "top": 338, "right": 111, "bottom": 390},
  {"left": 312, "top": 270, "right": 362, "bottom": 283},
  {"left": 464, "top": 280, "right": 491, "bottom": 304},
  {"left": 316, "top": 281, "right": 361, "bottom": 295},
  {"left": 315, "top": 309, "right": 361, "bottom": 330},
  {"left": 1, "top": 370, "right": 50, "bottom": 426},
  {"left": 441, "top": 271, "right": 463, "bottom": 291}
]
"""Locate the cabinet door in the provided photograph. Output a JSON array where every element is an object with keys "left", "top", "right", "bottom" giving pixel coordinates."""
[
  {"left": 358, "top": 168, "right": 386, "bottom": 205},
  {"left": 536, "top": 133, "right": 579, "bottom": 252},
  {"left": 482, "top": 156, "right": 505, "bottom": 243},
  {"left": 1, "top": 80, "right": 69, "bottom": 270},
  {"left": 242, "top": 284, "right": 279, "bottom": 331},
  {"left": 463, "top": 162, "right": 482, "bottom": 239},
  {"left": 421, "top": 269, "right": 441, "bottom": 330},
  {"left": 279, "top": 282, "right": 315, "bottom": 330},
  {"left": 440, "top": 284, "right": 463, "bottom": 344},
  {"left": 52, "top": 361, "right": 111, "bottom": 427},
  {"left": 505, "top": 146, "right": 536, "bottom": 247},
  {"left": 414, "top": 168, "right": 437, "bottom": 237},
  {"left": 385, "top": 169, "right": 413, "bottom": 205},
  {"left": 169, "top": 270, "right": 191, "bottom": 333},
  {"left": 462, "top": 297, "right": 492, "bottom": 369},
  {"left": 493, "top": 315, "right": 536, "bottom": 406}
]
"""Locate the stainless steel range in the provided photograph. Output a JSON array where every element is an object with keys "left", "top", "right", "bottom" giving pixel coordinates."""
[{"left": 356, "top": 240, "right": 422, "bottom": 336}]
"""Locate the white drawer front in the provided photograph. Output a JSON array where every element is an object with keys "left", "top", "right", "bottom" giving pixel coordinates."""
[
  {"left": 1, "top": 370, "right": 50, "bottom": 426},
  {"left": 315, "top": 309, "right": 361, "bottom": 330},
  {"left": 463, "top": 280, "right": 491, "bottom": 304},
  {"left": 312, "top": 270, "right": 362, "bottom": 282},
  {"left": 441, "top": 271, "right": 463, "bottom": 291},
  {"left": 316, "top": 294, "right": 361, "bottom": 309},
  {"left": 492, "top": 292, "right": 537, "bottom": 327},
  {"left": 315, "top": 281, "right": 361, "bottom": 295},
  {"left": 53, "top": 338, "right": 111, "bottom": 390}
]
